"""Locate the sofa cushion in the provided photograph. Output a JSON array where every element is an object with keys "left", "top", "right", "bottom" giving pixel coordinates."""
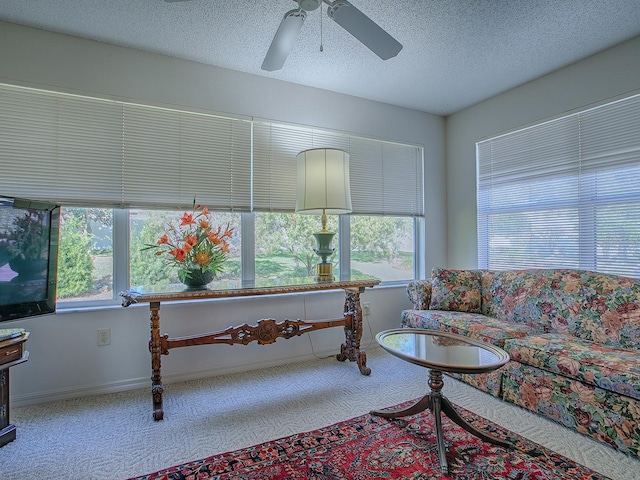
[
  {"left": 401, "top": 309, "right": 442, "bottom": 330},
  {"left": 438, "top": 313, "right": 538, "bottom": 347},
  {"left": 505, "top": 333, "right": 640, "bottom": 400},
  {"left": 429, "top": 268, "right": 482, "bottom": 313},
  {"left": 402, "top": 310, "right": 484, "bottom": 331},
  {"left": 400, "top": 309, "right": 536, "bottom": 348}
]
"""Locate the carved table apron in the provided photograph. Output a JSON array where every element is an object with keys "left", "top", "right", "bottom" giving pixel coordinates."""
[{"left": 120, "top": 279, "right": 379, "bottom": 420}]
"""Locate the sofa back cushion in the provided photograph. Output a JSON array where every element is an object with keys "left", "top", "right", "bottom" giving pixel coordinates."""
[
  {"left": 429, "top": 268, "right": 482, "bottom": 313},
  {"left": 482, "top": 269, "right": 640, "bottom": 350},
  {"left": 481, "top": 269, "right": 570, "bottom": 329},
  {"left": 561, "top": 270, "right": 640, "bottom": 351}
]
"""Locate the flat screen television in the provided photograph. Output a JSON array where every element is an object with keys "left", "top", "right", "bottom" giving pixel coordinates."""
[{"left": 0, "top": 196, "right": 60, "bottom": 322}]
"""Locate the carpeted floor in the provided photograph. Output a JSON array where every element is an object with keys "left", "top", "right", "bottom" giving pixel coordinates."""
[
  {"left": 128, "top": 401, "right": 612, "bottom": 479},
  {"left": 3, "top": 347, "right": 639, "bottom": 479}
]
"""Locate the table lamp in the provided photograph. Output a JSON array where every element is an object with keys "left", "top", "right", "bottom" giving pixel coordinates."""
[{"left": 296, "top": 148, "right": 352, "bottom": 282}]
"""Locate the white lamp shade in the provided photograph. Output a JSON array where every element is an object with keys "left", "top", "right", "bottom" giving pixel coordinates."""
[{"left": 296, "top": 148, "right": 352, "bottom": 214}]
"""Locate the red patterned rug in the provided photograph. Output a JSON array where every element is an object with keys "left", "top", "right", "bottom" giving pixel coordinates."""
[{"left": 129, "top": 401, "right": 609, "bottom": 479}]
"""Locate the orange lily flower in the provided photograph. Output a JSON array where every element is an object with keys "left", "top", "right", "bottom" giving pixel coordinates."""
[
  {"left": 169, "top": 248, "right": 187, "bottom": 262},
  {"left": 208, "top": 232, "right": 221, "bottom": 245},
  {"left": 184, "top": 235, "right": 198, "bottom": 247},
  {"left": 180, "top": 213, "right": 195, "bottom": 226}
]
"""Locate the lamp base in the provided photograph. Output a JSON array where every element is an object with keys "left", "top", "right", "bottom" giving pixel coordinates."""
[
  {"left": 313, "top": 231, "right": 335, "bottom": 282},
  {"left": 315, "top": 262, "right": 334, "bottom": 283}
]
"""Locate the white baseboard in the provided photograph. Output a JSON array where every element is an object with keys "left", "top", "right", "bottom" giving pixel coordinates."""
[{"left": 11, "top": 345, "right": 381, "bottom": 407}]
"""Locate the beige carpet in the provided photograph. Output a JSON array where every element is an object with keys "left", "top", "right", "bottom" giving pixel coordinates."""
[{"left": 3, "top": 347, "right": 638, "bottom": 480}]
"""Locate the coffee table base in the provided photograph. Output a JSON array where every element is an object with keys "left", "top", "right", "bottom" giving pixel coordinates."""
[{"left": 371, "top": 369, "right": 512, "bottom": 475}]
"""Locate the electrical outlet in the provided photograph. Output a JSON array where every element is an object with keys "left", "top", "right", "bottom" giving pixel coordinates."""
[
  {"left": 362, "top": 302, "right": 371, "bottom": 315},
  {"left": 97, "top": 328, "right": 111, "bottom": 346}
]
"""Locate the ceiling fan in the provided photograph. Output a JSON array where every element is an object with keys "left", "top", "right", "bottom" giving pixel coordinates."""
[
  {"left": 164, "top": 0, "right": 403, "bottom": 72},
  {"left": 262, "top": 0, "right": 403, "bottom": 71}
]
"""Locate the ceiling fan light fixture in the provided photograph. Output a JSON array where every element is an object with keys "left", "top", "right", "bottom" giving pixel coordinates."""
[{"left": 298, "top": 0, "right": 321, "bottom": 11}]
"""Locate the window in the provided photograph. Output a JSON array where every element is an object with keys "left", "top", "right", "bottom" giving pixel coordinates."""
[
  {"left": 0, "top": 83, "right": 424, "bottom": 307},
  {"left": 57, "top": 207, "right": 114, "bottom": 304},
  {"left": 477, "top": 93, "right": 640, "bottom": 277},
  {"left": 350, "top": 215, "right": 415, "bottom": 282},
  {"left": 254, "top": 212, "right": 338, "bottom": 280}
]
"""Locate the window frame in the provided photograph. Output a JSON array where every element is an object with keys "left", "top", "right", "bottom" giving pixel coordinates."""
[{"left": 56, "top": 209, "right": 420, "bottom": 309}]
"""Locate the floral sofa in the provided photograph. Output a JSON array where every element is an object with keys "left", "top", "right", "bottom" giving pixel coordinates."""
[{"left": 401, "top": 267, "right": 640, "bottom": 457}]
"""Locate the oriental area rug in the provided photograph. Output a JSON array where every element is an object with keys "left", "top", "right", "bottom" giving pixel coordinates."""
[{"left": 128, "top": 401, "right": 609, "bottom": 480}]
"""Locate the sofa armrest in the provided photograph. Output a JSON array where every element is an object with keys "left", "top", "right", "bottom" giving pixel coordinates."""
[{"left": 406, "top": 279, "right": 432, "bottom": 310}]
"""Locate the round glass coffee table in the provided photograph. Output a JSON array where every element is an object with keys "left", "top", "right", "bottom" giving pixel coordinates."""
[{"left": 371, "top": 328, "right": 511, "bottom": 475}]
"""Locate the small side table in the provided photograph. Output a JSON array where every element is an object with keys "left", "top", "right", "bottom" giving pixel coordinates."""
[
  {"left": 0, "top": 331, "right": 30, "bottom": 447},
  {"left": 371, "top": 328, "right": 510, "bottom": 475}
]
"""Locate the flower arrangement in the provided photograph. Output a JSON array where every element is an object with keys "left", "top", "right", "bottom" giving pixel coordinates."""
[{"left": 143, "top": 201, "right": 233, "bottom": 286}]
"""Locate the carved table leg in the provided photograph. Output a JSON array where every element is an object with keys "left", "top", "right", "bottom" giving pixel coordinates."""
[
  {"left": 149, "top": 302, "right": 164, "bottom": 421},
  {"left": 371, "top": 369, "right": 511, "bottom": 475},
  {"left": 428, "top": 370, "right": 449, "bottom": 474},
  {"left": 369, "top": 393, "right": 432, "bottom": 419},
  {"left": 370, "top": 371, "right": 448, "bottom": 473},
  {"left": 439, "top": 395, "right": 512, "bottom": 449},
  {"left": 336, "top": 288, "right": 370, "bottom": 375}
]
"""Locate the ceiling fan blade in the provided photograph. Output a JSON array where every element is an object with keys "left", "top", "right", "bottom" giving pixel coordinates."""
[
  {"left": 327, "top": 1, "right": 402, "bottom": 60},
  {"left": 262, "top": 9, "right": 307, "bottom": 72}
]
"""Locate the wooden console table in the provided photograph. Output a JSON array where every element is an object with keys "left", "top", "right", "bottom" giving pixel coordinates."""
[{"left": 120, "top": 277, "right": 379, "bottom": 420}]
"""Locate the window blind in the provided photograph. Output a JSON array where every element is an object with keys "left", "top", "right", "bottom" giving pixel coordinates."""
[
  {"left": 477, "top": 93, "right": 640, "bottom": 277},
  {"left": 0, "top": 85, "right": 124, "bottom": 206},
  {"left": 122, "top": 104, "right": 252, "bottom": 211},
  {"left": 253, "top": 120, "right": 424, "bottom": 216},
  {"left": 0, "top": 84, "right": 252, "bottom": 211},
  {"left": 0, "top": 83, "right": 423, "bottom": 217}
]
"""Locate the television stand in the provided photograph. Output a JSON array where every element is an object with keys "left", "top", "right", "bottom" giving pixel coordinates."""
[{"left": 0, "top": 332, "right": 30, "bottom": 447}]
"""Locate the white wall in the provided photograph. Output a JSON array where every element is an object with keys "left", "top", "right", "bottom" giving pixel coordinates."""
[
  {"left": 446, "top": 35, "right": 640, "bottom": 268},
  {"left": 0, "top": 22, "right": 446, "bottom": 405}
]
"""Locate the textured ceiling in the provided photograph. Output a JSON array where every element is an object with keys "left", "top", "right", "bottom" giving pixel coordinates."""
[{"left": 1, "top": 0, "right": 639, "bottom": 116}]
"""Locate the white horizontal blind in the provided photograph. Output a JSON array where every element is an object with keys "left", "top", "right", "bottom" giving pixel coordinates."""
[
  {"left": 0, "top": 84, "right": 252, "bottom": 211},
  {"left": 578, "top": 97, "right": 640, "bottom": 275},
  {"left": 0, "top": 84, "right": 423, "bottom": 217},
  {"left": 349, "top": 140, "right": 424, "bottom": 216},
  {"left": 122, "top": 104, "right": 252, "bottom": 211},
  {"left": 253, "top": 121, "right": 424, "bottom": 216},
  {"left": 477, "top": 93, "right": 640, "bottom": 277},
  {"left": 0, "top": 85, "right": 124, "bottom": 205}
]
